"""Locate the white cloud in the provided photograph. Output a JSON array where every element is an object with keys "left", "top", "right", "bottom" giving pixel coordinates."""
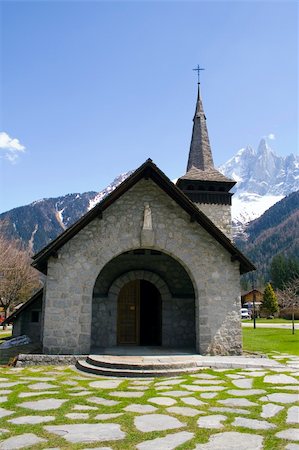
[
  {"left": 268, "top": 133, "right": 275, "bottom": 140},
  {"left": 0, "top": 132, "right": 26, "bottom": 163}
]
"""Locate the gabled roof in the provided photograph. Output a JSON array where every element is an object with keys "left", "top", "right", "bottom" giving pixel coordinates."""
[
  {"left": 32, "top": 159, "right": 255, "bottom": 274},
  {"left": 241, "top": 289, "right": 264, "bottom": 296},
  {"left": 1, "top": 288, "right": 43, "bottom": 326}
]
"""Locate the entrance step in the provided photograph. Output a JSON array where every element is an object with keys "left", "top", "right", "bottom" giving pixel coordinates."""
[
  {"left": 75, "top": 351, "right": 286, "bottom": 378},
  {"left": 76, "top": 355, "right": 199, "bottom": 377},
  {"left": 86, "top": 355, "right": 199, "bottom": 371}
]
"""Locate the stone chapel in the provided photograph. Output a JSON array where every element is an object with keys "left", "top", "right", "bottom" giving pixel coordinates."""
[{"left": 6, "top": 83, "right": 255, "bottom": 356}]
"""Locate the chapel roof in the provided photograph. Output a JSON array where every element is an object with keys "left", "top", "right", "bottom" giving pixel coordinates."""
[{"left": 32, "top": 159, "right": 255, "bottom": 275}]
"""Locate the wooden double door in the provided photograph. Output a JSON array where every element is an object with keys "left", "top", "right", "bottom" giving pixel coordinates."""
[{"left": 117, "top": 279, "right": 162, "bottom": 346}]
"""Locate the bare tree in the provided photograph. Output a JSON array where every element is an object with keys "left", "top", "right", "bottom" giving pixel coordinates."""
[
  {"left": 277, "top": 278, "right": 299, "bottom": 334},
  {"left": 0, "top": 237, "right": 40, "bottom": 328},
  {"left": 277, "top": 278, "right": 299, "bottom": 309}
]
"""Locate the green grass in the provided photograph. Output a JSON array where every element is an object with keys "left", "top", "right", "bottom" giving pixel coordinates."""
[
  {"left": 242, "top": 327, "right": 299, "bottom": 356},
  {"left": 0, "top": 331, "right": 12, "bottom": 341},
  {"left": 242, "top": 318, "right": 299, "bottom": 324}
]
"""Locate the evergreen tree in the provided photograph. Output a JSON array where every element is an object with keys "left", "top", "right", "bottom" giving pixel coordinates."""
[
  {"left": 262, "top": 283, "right": 279, "bottom": 315},
  {"left": 270, "top": 254, "right": 299, "bottom": 290}
]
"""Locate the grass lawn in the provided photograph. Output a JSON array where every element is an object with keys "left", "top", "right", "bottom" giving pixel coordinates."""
[
  {"left": 242, "top": 318, "right": 299, "bottom": 324},
  {"left": 242, "top": 327, "right": 299, "bottom": 356},
  {"left": 0, "top": 331, "right": 12, "bottom": 342}
]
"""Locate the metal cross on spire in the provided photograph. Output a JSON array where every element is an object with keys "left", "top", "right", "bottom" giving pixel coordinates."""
[{"left": 193, "top": 65, "right": 205, "bottom": 83}]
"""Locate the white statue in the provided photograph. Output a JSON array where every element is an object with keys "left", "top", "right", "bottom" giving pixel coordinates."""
[{"left": 143, "top": 203, "right": 152, "bottom": 230}]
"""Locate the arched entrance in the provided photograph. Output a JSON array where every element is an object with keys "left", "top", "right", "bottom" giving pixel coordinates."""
[
  {"left": 117, "top": 280, "right": 161, "bottom": 346},
  {"left": 91, "top": 249, "right": 196, "bottom": 350}
]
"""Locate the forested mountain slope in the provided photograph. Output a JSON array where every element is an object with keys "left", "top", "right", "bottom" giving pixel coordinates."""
[{"left": 236, "top": 191, "right": 299, "bottom": 278}]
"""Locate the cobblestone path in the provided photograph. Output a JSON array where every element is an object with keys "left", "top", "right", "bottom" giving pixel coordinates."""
[{"left": 0, "top": 352, "right": 298, "bottom": 449}]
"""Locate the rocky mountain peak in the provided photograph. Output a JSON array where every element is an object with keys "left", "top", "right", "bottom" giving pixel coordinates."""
[
  {"left": 257, "top": 137, "right": 271, "bottom": 154},
  {"left": 219, "top": 138, "right": 299, "bottom": 231}
]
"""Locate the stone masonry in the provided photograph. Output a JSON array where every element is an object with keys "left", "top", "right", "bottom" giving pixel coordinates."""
[
  {"left": 42, "top": 177, "right": 242, "bottom": 356},
  {"left": 195, "top": 203, "right": 232, "bottom": 239}
]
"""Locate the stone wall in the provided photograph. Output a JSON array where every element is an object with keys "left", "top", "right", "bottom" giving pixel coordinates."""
[
  {"left": 12, "top": 318, "right": 21, "bottom": 338},
  {"left": 16, "top": 354, "right": 84, "bottom": 367},
  {"left": 163, "top": 297, "right": 195, "bottom": 347},
  {"left": 91, "top": 295, "right": 116, "bottom": 348},
  {"left": 195, "top": 203, "right": 232, "bottom": 239},
  {"left": 43, "top": 178, "right": 242, "bottom": 355}
]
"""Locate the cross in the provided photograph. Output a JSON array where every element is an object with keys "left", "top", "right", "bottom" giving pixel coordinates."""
[{"left": 193, "top": 65, "right": 205, "bottom": 83}]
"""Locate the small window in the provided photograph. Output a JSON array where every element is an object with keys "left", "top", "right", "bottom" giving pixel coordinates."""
[{"left": 31, "top": 311, "right": 40, "bottom": 323}]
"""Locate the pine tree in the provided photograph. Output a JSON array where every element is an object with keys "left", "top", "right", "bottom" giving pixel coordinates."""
[
  {"left": 262, "top": 283, "right": 279, "bottom": 316},
  {"left": 270, "top": 254, "right": 299, "bottom": 290}
]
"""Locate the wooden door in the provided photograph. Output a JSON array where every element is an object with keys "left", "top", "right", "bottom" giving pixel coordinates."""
[{"left": 117, "top": 280, "right": 140, "bottom": 344}]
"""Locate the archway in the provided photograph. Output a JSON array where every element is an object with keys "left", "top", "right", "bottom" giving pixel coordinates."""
[
  {"left": 117, "top": 279, "right": 161, "bottom": 346},
  {"left": 91, "top": 249, "right": 196, "bottom": 349}
]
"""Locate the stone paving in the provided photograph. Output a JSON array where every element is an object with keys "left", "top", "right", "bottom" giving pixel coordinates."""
[{"left": 0, "top": 353, "right": 297, "bottom": 449}]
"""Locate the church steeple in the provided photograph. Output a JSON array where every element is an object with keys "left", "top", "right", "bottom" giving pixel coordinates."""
[
  {"left": 187, "top": 83, "right": 214, "bottom": 172},
  {"left": 177, "top": 80, "right": 235, "bottom": 186},
  {"left": 176, "top": 76, "right": 236, "bottom": 238}
]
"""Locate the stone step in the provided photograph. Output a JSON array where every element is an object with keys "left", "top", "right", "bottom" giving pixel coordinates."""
[
  {"left": 76, "top": 359, "right": 199, "bottom": 377},
  {"left": 86, "top": 355, "right": 198, "bottom": 371}
]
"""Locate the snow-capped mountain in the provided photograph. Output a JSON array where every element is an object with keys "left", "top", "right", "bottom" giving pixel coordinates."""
[
  {"left": 87, "top": 171, "right": 133, "bottom": 212},
  {"left": 219, "top": 138, "right": 299, "bottom": 229},
  {"left": 0, "top": 172, "right": 133, "bottom": 253}
]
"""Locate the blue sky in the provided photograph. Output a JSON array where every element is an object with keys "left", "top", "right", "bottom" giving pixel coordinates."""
[{"left": 0, "top": 0, "right": 297, "bottom": 213}]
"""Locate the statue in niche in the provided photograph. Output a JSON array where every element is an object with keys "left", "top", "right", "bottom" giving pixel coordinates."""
[{"left": 143, "top": 202, "right": 153, "bottom": 230}]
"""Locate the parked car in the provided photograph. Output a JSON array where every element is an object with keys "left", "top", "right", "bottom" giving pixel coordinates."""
[
  {"left": 240, "top": 308, "right": 250, "bottom": 319},
  {"left": 243, "top": 302, "right": 262, "bottom": 318}
]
